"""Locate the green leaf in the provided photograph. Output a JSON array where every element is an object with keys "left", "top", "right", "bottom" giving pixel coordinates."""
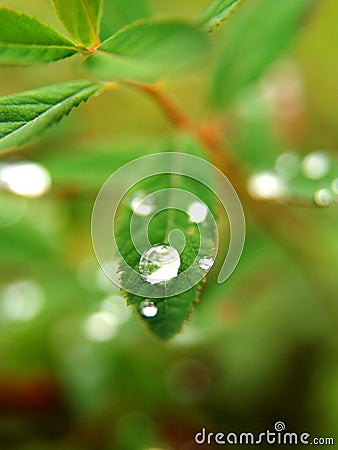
[
  {"left": 114, "top": 151, "right": 218, "bottom": 341},
  {"left": 0, "top": 7, "right": 78, "bottom": 65},
  {"left": 52, "top": 0, "right": 102, "bottom": 47},
  {"left": 85, "top": 20, "right": 208, "bottom": 82},
  {"left": 199, "top": 0, "right": 244, "bottom": 33},
  {"left": 100, "top": 0, "right": 150, "bottom": 40},
  {"left": 0, "top": 80, "right": 101, "bottom": 152},
  {"left": 211, "top": 0, "right": 315, "bottom": 107}
]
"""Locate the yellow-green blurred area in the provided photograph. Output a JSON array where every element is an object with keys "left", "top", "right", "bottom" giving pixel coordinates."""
[{"left": 0, "top": 0, "right": 337, "bottom": 449}]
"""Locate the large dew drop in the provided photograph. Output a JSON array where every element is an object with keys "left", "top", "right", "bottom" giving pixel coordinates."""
[
  {"left": 139, "top": 244, "right": 181, "bottom": 284},
  {"left": 198, "top": 256, "right": 214, "bottom": 271}
]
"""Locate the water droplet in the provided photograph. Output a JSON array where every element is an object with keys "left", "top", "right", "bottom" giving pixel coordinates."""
[
  {"left": 247, "top": 172, "right": 286, "bottom": 200},
  {"left": 139, "top": 244, "right": 180, "bottom": 284},
  {"left": 302, "top": 152, "right": 329, "bottom": 180},
  {"left": 139, "top": 300, "right": 158, "bottom": 318},
  {"left": 130, "top": 190, "right": 155, "bottom": 216},
  {"left": 314, "top": 188, "right": 337, "bottom": 206},
  {"left": 198, "top": 256, "right": 214, "bottom": 271},
  {"left": 187, "top": 201, "right": 208, "bottom": 223}
]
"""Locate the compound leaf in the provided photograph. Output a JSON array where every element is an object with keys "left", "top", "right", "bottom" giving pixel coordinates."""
[
  {"left": 0, "top": 80, "right": 101, "bottom": 152},
  {"left": 0, "top": 6, "right": 78, "bottom": 65},
  {"left": 85, "top": 20, "right": 208, "bottom": 82},
  {"left": 52, "top": 0, "right": 102, "bottom": 47}
]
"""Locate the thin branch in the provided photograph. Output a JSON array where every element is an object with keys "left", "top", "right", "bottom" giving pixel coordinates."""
[{"left": 126, "top": 80, "right": 193, "bottom": 130}]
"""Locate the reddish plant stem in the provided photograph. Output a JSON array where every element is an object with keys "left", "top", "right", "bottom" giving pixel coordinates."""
[
  {"left": 126, "top": 80, "right": 193, "bottom": 130},
  {"left": 126, "top": 80, "right": 240, "bottom": 179}
]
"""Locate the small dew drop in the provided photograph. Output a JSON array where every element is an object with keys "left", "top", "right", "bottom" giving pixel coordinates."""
[
  {"left": 247, "top": 172, "right": 286, "bottom": 200},
  {"left": 198, "top": 256, "right": 214, "bottom": 271},
  {"left": 302, "top": 152, "right": 329, "bottom": 180},
  {"left": 187, "top": 201, "right": 208, "bottom": 223},
  {"left": 130, "top": 190, "right": 155, "bottom": 216},
  {"left": 314, "top": 188, "right": 337, "bottom": 206},
  {"left": 139, "top": 244, "right": 180, "bottom": 284},
  {"left": 139, "top": 300, "right": 158, "bottom": 318}
]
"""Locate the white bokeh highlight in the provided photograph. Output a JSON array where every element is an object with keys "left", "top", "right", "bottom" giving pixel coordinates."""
[
  {"left": 1, "top": 280, "right": 44, "bottom": 321},
  {"left": 302, "top": 152, "right": 330, "bottom": 180},
  {"left": 188, "top": 201, "right": 208, "bottom": 223},
  {"left": 0, "top": 162, "right": 51, "bottom": 198},
  {"left": 84, "top": 312, "right": 117, "bottom": 342},
  {"left": 247, "top": 172, "right": 286, "bottom": 200},
  {"left": 130, "top": 190, "right": 155, "bottom": 216}
]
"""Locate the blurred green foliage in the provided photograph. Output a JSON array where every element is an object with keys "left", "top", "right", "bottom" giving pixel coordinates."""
[{"left": 0, "top": 0, "right": 337, "bottom": 449}]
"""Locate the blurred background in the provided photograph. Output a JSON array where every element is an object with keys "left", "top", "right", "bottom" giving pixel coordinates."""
[{"left": 0, "top": 0, "right": 337, "bottom": 449}]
